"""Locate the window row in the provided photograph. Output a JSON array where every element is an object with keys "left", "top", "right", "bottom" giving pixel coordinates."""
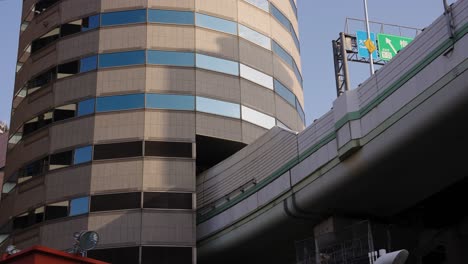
[
  {"left": 27, "top": 9, "right": 301, "bottom": 85},
  {"left": 272, "top": 41, "right": 303, "bottom": 86},
  {"left": 270, "top": 4, "right": 300, "bottom": 52},
  {"left": 9, "top": 93, "right": 303, "bottom": 149},
  {"left": 102, "top": 7, "right": 299, "bottom": 53},
  {"left": 2, "top": 141, "right": 193, "bottom": 193},
  {"left": 33, "top": 0, "right": 60, "bottom": 17},
  {"left": 31, "top": 15, "right": 99, "bottom": 53},
  {"left": 88, "top": 246, "right": 192, "bottom": 264},
  {"left": 24, "top": 49, "right": 301, "bottom": 108},
  {"left": 91, "top": 192, "right": 193, "bottom": 212},
  {"left": 25, "top": 55, "right": 97, "bottom": 95},
  {"left": 99, "top": 49, "right": 302, "bottom": 97},
  {"left": 9, "top": 192, "right": 192, "bottom": 232},
  {"left": 245, "top": 0, "right": 270, "bottom": 12},
  {"left": 243, "top": 0, "right": 299, "bottom": 50},
  {"left": 95, "top": 93, "right": 279, "bottom": 129},
  {"left": 12, "top": 196, "right": 88, "bottom": 231},
  {"left": 1, "top": 144, "right": 93, "bottom": 192},
  {"left": 274, "top": 80, "right": 306, "bottom": 125},
  {"left": 289, "top": 0, "right": 298, "bottom": 18},
  {"left": 11, "top": 98, "right": 95, "bottom": 142}
]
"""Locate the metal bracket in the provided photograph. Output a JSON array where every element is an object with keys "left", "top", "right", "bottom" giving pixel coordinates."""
[
  {"left": 332, "top": 33, "right": 386, "bottom": 97},
  {"left": 332, "top": 33, "right": 350, "bottom": 97},
  {"left": 443, "top": 0, "right": 456, "bottom": 56},
  {"left": 443, "top": 0, "right": 456, "bottom": 39}
]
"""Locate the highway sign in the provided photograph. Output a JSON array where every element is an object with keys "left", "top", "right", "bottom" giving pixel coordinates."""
[
  {"left": 365, "top": 39, "right": 376, "bottom": 54},
  {"left": 356, "top": 30, "right": 378, "bottom": 59},
  {"left": 377, "top": 33, "right": 414, "bottom": 61}
]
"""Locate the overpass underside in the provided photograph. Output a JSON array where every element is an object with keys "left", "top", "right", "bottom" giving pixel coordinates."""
[{"left": 199, "top": 66, "right": 468, "bottom": 264}]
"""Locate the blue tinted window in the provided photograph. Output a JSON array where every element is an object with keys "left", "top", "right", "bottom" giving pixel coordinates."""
[
  {"left": 196, "top": 97, "right": 240, "bottom": 118},
  {"left": 274, "top": 80, "right": 296, "bottom": 106},
  {"left": 242, "top": 106, "right": 275, "bottom": 129},
  {"left": 77, "top": 99, "right": 95, "bottom": 116},
  {"left": 146, "top": 94, "right": 195, "bottom": 110},
  {"left": 196, "top": 54, "right": 239, "bottom": 76},
  {"left": 70, "top": 197, "right": 89, "bottom": 216},
  {"left": 245, "top": 0, "right": 269, "bottom": 11},
  {"left": 240, "top": 64, "right": 273, "bottom": 89},
  {"left": 270, "top": 4, "right": 300, "bottom": 52},
  {"left": 2, "top": 182, "right": 16, "bottom": 194},
  {"left": 292, "top": 29, "right": 300, "bottom": 51},
  {"left": 239, "top": 24, "right": 271, "bottom": 50},
  {"left": 96, "top": 94, "right": 145, "bottom": 112},
  {"left": 101, "top": 9, "right": 147, "bottom": 26},
  {"left": 147, "top": 50, "right": 194, "bottom": 67},
  {"left": 270, "top": 4, "right": 290, "bottom": 30},
  {"left": 195, "top": 13, "right": 237, "bottom": 35},
  {"left": 148, "top": 10, "right": 194, "bottom": 25},
  {"left": 290, "top": 0, "right": 298, "bottom": 18},
  {"left": 80, "top": 55, "right": 97, "bottom": 73},
  {"left": 82, "top": 15, "right": 100, "bottom": 31},
  {"left": 296, "top": 98, "right": 306, "bottom": 124},
  {"left": 74, "top": 146, "right": 93, "bottom": 165},
  {"left": 99, "top": 50, "right": 146, "bottom": 68},
  {"left": 272, "top": 41, "right": 293, "bottom": 67},
  {"left": 293, "top": 61, "right": 303, "bottom": 87}
]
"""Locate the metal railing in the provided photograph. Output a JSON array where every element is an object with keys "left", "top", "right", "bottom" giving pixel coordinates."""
[
  {"left": 296, "top": 221, "right": 392, "bottom": 264},
  {"left": 344, "top": 18, "right": 422, "bottom": 38}
]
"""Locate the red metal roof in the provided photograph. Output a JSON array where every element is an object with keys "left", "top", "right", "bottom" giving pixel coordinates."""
[{"left": 0, "top": 246, "right": 108, "bottom": 264}]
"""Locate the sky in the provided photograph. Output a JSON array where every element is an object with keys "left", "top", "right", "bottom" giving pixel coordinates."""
[{"left": 0, "top": 0, "right": 455, "bottom": 126}]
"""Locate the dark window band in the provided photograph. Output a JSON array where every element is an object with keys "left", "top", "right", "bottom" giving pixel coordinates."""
[
  {"left": 90, "top": 192, "right": 141, "bottom": 212},
  {"left": 88, "top": 247, "right": 140, "bottom": 264},
  {"left": 143, "top": 192, "right": 193, "bottom": 210},
  {"left": 89, "top": 192, "right": 193, "bottom": 212},
  {"left": 145, "top": 141, "right": 192, "bottom": 158},
  {"left": 93, "top": 141, "right": 143, "bottom": 160},
  {"left": 88, "top": 246, "right": 193, "bottom": 264},
  {"left": 142, "top": 246, "right": 192, "bottom": 264}
]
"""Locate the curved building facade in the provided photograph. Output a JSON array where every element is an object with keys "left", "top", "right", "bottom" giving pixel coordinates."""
[{"left": 0, "top": 0, "right": 303, "bottom": 263}]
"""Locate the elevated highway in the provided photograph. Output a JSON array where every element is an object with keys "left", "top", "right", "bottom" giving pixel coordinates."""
[{"left": 196, "top": 0, "right": 468, "bottom": 263}]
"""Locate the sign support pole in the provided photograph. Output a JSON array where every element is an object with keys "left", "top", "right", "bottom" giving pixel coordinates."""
[{"left": 363, "top": 0, "right": 375, "bottom": 75}]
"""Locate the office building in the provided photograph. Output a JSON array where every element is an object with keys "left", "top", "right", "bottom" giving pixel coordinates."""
[{"left": 0, "top": 0, "right": 302, "bottom": 263}]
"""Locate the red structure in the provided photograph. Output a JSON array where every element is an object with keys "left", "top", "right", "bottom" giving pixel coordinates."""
[{"left": 0, "top": 246, "right": 108, "bottom": 264}]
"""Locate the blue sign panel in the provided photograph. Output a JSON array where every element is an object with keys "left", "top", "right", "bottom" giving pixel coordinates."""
[{"left": 356, "top": 31, "right": 378, "bottom": 59}]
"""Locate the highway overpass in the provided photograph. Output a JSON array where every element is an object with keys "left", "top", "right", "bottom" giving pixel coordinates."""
[{"left": 196, "top": 0, "right": 468, "bottom": 263}]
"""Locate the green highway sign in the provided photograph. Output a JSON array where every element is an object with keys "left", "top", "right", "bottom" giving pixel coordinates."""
[{"left": 377, "top": 33, "right": 414, "bottom": 61}]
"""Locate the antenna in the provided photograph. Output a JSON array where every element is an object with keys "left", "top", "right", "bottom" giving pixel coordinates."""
[
  {"left": 67, "top": 231, "right": 100, "bottom": 257},
  {"left": 5, "top": 245, "right": 20, "bottom": 255}
]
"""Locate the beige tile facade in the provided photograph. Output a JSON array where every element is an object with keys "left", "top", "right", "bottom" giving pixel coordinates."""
[{"left": 1, "top": 0, "right": 302, "bottom": 263}]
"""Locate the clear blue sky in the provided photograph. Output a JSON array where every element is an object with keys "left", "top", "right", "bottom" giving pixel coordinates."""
[{"left": 0, "top": 0, "right": 454, "bottom": 125}]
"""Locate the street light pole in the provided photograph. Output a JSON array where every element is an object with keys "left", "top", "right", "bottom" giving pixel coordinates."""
[{"left": 363, "top": 0, "right": 375, "bottom": 75}]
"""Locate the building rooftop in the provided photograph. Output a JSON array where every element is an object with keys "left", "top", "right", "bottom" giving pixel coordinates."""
[{"left": 0, "top": 245, "right": 108, "bottom": 264}]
